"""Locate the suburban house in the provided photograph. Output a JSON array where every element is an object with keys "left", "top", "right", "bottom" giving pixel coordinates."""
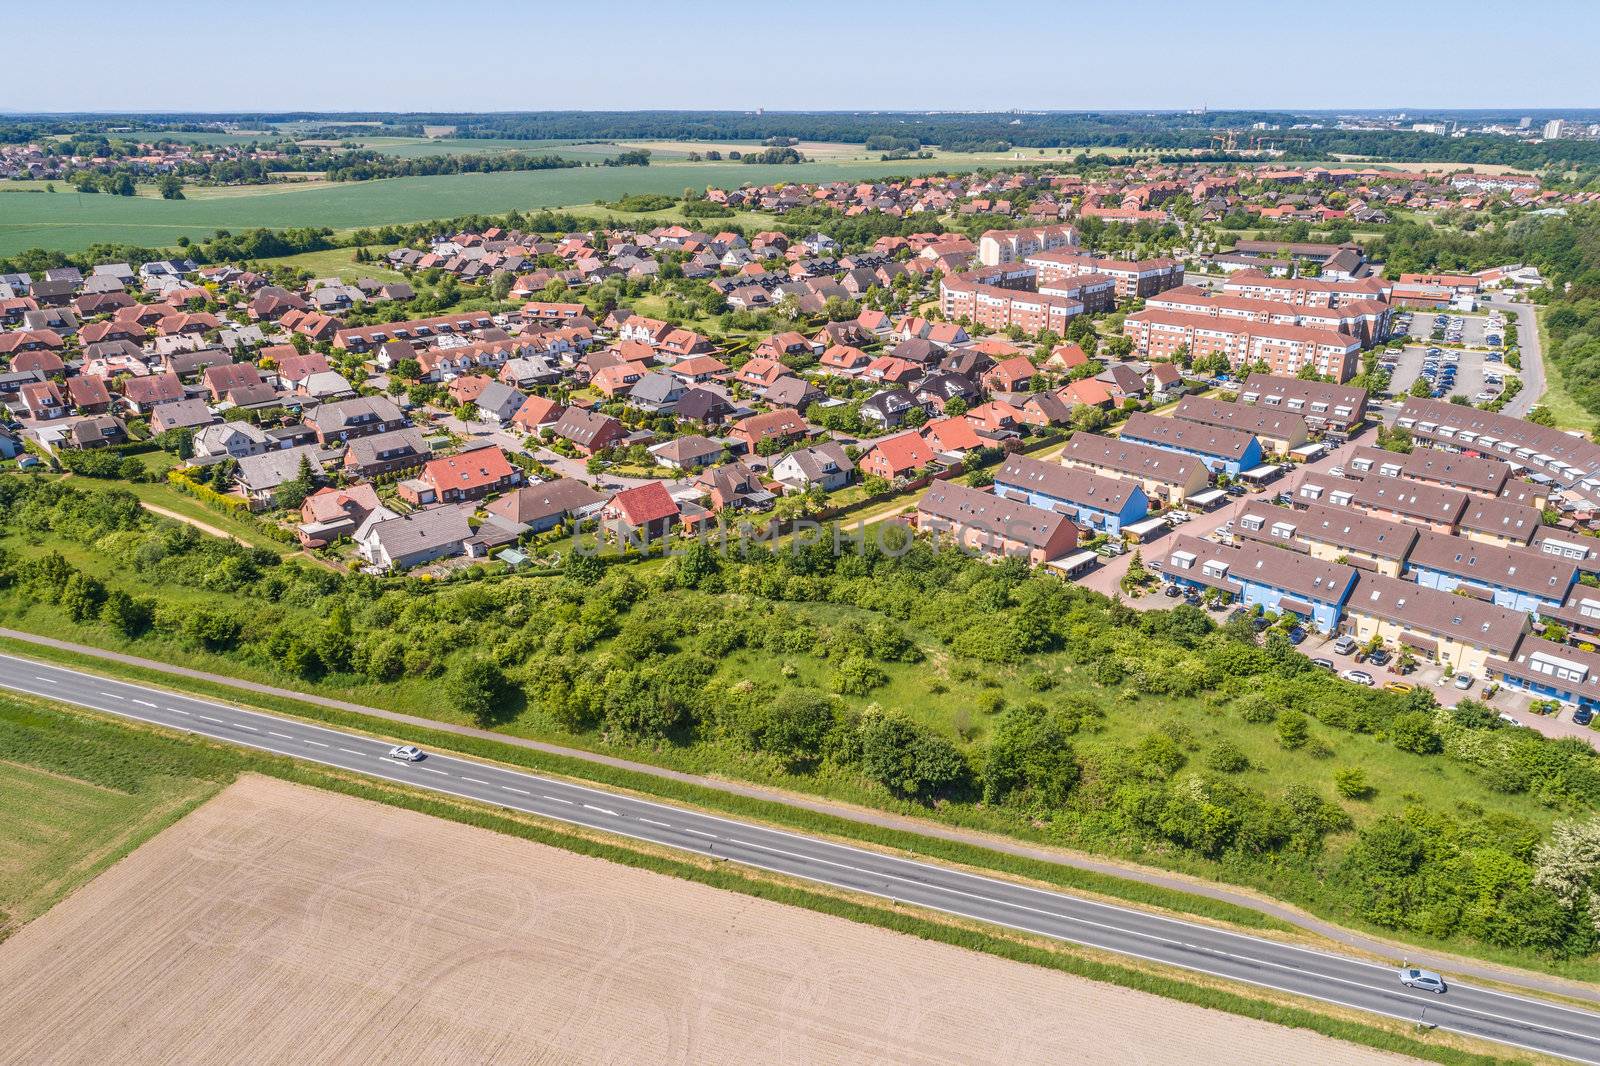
[
  {"left": 473, "top": 381, "right": 528, "bottom": 425},
  {"left": 414, "top": 446, "right": 522, "bottom": 503},
  {"left": 859, "top": 431, "right": 936, "bottom": 482},
  {"left": 916, "top": 481, "right": 1079, "bottom": 565},
  {"left": 698, "top": 461, "right": 775, "bottom": 513},
  {"left": 195, "top": 421, "right": 270, "bottom": 459},
  {"left": 297, "top": 484, "right": 384, "bottom": 547},
  {"left": 344, "top": 427, "right": 429, "bottom": 478},
  {"left": 993, "top": 454, "right": 1149, "bottom": 536},
  {"left": 234, "top": 444, "right": 323, "bottom": 509},
  {"left": 650, "top": 434, "right": 725, "bottom": 471},
  {"left": 603, "top": 481, "right": 681, "bottom": 542},
  {"left": 510, "top": 395, "right": 564, "bottom": 434},
  {"left": 550, "top": 408, "right": 627, "bottom": 455},
  {"left": 18, "top": 380, "right": 67, "bottom": 420},
  {"left": 484, "top": 478, "right": 606, "bottom": 534},
  {"left": 731, "top": 410, "right": 809, "bottom": 453},
  {"left": 860, "top": 389, "right": 922, "bottom": 430},
  {"left": 355, "top": 507, "right": 474, "bottom": 572},
  {"left": 772, "top": 442, "right": 852, "bottom": 494},
  {"left": 304, "top": 395, "right": 409, "bottom": 445}
]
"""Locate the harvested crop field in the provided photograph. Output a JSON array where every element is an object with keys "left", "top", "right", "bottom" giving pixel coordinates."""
[{"left": 0, "top": 775, "right": 1412, "bottom": 1065}]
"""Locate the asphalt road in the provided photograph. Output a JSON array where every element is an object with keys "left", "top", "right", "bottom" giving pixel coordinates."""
[{"left": 4, "top": 652, "right": 1600, "bottom": 1063}]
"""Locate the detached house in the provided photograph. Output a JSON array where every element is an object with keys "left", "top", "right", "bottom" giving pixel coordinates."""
[
  {"left": 860, "top": 431, "right": 935, "bottom": 482},
  {"left": 304, "top": 395, "right": 408, "bottom": 445},
  {"left": 413, "top": 446, "right": 522, "bottom": 504},
  {"left": 731, "top": 410, "right": 808, "bottom": 453},
  {"left": 603, "top": 481, "right": 681, "bottom": 542},
  {"left": 772, "top": 441, "right": 853, "bottom": 494},
  {"left": 356, "top": 507, "right": 473, "bottom": 572},
  {"left": 551, "top": 408, "right": 627, "bottom": 455}
]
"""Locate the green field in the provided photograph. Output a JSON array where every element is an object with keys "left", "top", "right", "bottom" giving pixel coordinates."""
[
  {"left": 0, "top": 155, "right": 978, "bottom": 258},
  {"left": 0, "top": 715, "right": 223, "bottom": 938}
]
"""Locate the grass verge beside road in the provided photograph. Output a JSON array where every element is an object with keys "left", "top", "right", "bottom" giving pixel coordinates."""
[
  {"left": 0, "top": 631, "right": 1287, "bottom": 935},
  {"left": 0, "top": 692, "right": 1526, "bottom": 1066},
  {"left": 1531, "top": 307, "right": 1599, "bottom": 433}
]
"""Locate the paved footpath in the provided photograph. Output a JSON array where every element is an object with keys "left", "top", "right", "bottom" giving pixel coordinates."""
[{"left": 3, "top": 624, "right": 1599, "bottom": 1008}]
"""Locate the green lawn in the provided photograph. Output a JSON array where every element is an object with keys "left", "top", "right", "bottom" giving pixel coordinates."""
[
  {"left": 1531, "top": 308, "right": 1598, "bottom": 433},
  {"left": 253, "top": 246, "right": 409, "bottom": 285},
  {"left": 117, "top": 480, "right": 290, "bottom": 555},
  {"left": 0, "top": 741, "right": 220, "bottom": 938}
]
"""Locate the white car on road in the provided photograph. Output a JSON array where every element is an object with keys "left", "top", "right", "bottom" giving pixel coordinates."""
[
  {"left": 1342, "top": 669, "right": 1375, "bottom": 686},
  {"left": 386, "top": 745, "right": 425, "bottom": 762},
  {"left": 1399, "top": 968, "right": 1448, "bottom": 994}
]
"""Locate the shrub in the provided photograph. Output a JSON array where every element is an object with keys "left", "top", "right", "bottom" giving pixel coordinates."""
[{"left": 1334, "top": 767, "right": 1373, "bottom": 799}]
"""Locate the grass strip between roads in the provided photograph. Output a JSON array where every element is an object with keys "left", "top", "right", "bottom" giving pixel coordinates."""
[
  {"left": 2, "top": 690, "right": 1519, "bottom": 1066},
  {"left": 0, "top": 634, "right": 1297, "bottom": 934}
]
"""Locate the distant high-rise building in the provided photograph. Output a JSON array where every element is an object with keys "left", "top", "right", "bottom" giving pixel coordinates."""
[
  {"left": 1518, "top": 116, "right": 1532, "bottom": 129},
  {"left": 1544, "top": 119, "right": 1566, "bottom": 140}
]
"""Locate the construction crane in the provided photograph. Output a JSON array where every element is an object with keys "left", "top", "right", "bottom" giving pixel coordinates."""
[{"left": 1210, "top": 130, "right": 1239, "bottom": 152}]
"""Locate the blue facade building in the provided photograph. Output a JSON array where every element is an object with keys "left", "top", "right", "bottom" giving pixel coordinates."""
[
  {"left": 1405, "top": 530, "right": 1577, "bottom": 618},
  {"left": 1161, "top": 533, "right": 1358, "bottom": 634},
  {"left": 994, "top": 454, "right": 1148, "bottom": 536},
  {"left": 1119, "top": 411, "right": 1264, "bottom": 478}
]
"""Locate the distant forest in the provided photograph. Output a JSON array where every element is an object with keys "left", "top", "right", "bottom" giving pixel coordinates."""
[{"left": 7, "top": 110, "right": 1600, "bottom": 167}]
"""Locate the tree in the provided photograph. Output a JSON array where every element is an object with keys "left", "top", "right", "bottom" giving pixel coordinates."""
[
  {"left": 984, "top": 703, "right": 1078, "bottom": 807},
  {"left": 943, "top": 396, "right": 968, "bottom": 417},
  {"left": 276, "top": 455, "right": 317, "bottom": 510},
  {"left": 99, "top": 589, "right": 154, "bottom": 637},
  {"left": 858, "top": 710, "right": 968, "bottom": 802},
  {"left": 60, "top": 571, "right": 106, "bottom": 623},
  {"left": 740, "top": 687, "right": 835, "bottom": 769},
  {"left": 1534, "top": 817, "right": 1600, "bottom": 932},
  {"left": 158, "top": 173, "right": 185, "bottom": 200},
  {"left": 1408, "top": 376, "right": 1435, "bottom": 399},
  {"left": 446, "top": 656, "right": 512, "bottom": 725},
  {"left": 1389, "top": 711, "right": 1441, "bottom": 754}
]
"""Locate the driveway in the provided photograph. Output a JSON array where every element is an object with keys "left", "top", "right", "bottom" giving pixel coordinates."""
[{"left": 1483, "top": 294, "right": 1543, "bottom": 417}]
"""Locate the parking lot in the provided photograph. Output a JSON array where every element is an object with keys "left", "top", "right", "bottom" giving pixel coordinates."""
[
  {"left": 1398, "top": 308, "right": 1503, "bottom": 348},
  {"left": 1383, "top": 309, "right": 1511, "bottom": 404}
]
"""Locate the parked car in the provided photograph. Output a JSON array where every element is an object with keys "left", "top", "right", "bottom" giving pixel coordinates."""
[
  {"left": 1310, "top": 657, "right": 1335, "bottom": 670},
  {"left": 1399, "top": 968, "right": 1448, "bottom": 994},
  {"left": 1367, "top": 649, "right": 1392, "bottom": 667},
  {"left": 1164, "top": 584, "right": 1183, "bottom": 598},
  {"left": 1285, "top": 627, "right": 1306, "bottom": 645},
  {"left": 1343, "top": 669, "right": 1375, "bottom": 686},
  {"left": 1383, "top": 681, "right": 1415, "bottom": 694},
  {"left": 1333, "top": 635, "right": 1357, "bottom": 655},
  {"left": 1453, "top": 674, "right": 1474, "bottom": 691},
  {"left": 1575, "top": 706, "right": 1594, "bottom": 726}
]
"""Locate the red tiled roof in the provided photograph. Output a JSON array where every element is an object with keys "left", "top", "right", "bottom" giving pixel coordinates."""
[{"left": 610, "top": 480, "right": 679, "bottom": 526}]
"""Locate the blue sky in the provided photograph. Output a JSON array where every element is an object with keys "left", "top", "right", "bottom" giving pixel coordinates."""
[{"left": 9, "top": 0, "right": 1597, "bottom": 112}]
